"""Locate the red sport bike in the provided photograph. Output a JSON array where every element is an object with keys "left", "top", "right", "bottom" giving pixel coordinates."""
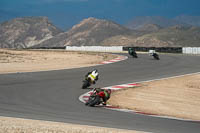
[{"left": 85, "top": 88, "right": 106, "bottom": 107}]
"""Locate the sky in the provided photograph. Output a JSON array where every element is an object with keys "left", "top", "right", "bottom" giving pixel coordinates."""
[{"left": 0, "top": 0, "right": 200, "bottom": 30}]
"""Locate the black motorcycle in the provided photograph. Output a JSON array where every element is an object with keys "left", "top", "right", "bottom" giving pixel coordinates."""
[
  {"left": 128, "top": 49, "right": 138, "bottom": 58},
  {"left": 152, "top": 53, "right": 160, "bottom": 60},
  {"left": 82, "top": 77, "right": 92, "bottom": 89}
]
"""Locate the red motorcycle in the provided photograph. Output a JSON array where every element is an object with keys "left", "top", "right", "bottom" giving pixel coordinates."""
[{"left": 85, "top": 88, "right": 106, "bottom": 107}]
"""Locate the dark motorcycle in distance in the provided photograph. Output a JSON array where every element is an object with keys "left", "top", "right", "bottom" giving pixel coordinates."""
[
  {"left": 128, "top": 48, "right": 138, "bottom": 58},
  {"left": 152, "top": 53, "right": 160, "bottom": 60},
  {"left": 85, "top": 88, "right": 104, "bottom": 107}
]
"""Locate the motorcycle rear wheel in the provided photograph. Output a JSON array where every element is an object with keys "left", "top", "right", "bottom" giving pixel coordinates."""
[{"left": 82, "top": 80, "right": 90, "bottom": 89}]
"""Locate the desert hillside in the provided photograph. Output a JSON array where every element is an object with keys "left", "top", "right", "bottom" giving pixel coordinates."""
[
  {"left": 1, "top": 16, "right": 200, "bottom": 48},
  {"left": 0, "top": 17, "right": 62, "bottom": 48},
  {"left": 36, "top": 17, "right": 139, "bottom": 47}
]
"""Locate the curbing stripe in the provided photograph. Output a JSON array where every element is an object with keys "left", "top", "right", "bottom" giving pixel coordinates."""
[
  {"left": 100, "top": 55, "right": 128, "bottom": 65},
  {"left": 111, "top": 85, "right": 129, "bottom": 89},
  {"left": 79, "top": 72, "right": 200, "bottom": 122}
]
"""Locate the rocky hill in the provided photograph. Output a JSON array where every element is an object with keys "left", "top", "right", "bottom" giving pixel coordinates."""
[
  {"left": 135, "top": 24, "right": 162, "bottom": 32},
  {"left": 34, "top": 17, "right": 200, "bottom": 47},
  {"left": 36, "top": 17, "right": 141, "bottom": 47},
  {"left": 102, "top": 25, "right": 200, "bottom": 47},
  {"left": 135, "top": 25, "right": 200, "bottom": 47},
  {"left": 126, "top": 16, "right": 186, "bottom": 30},
  {"left": 1, "top": 16, "right": 200, "bottom": 48},
  {"left": 142, "top": 25, "right": 200, "bottom": 47},
  {"left": 0, "top": 17, "right": 62, "bottom": 48},
  {"left": 174, "top": 15, "right": 200, "bottom": 27}
]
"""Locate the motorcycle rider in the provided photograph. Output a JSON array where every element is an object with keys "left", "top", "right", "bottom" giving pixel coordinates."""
[
  {"left": 128, "top": 47, "right": 134, "bottom": 55},
  {"left": 128, "top": 47, "right": 137, "bottom": 58},
  {"left": 149, "top": 50, "right": 157, "bottom": 56},
  {"left": 149, "top": 50, "right": 159, "bottom": 60},
  {"left": 85, "top": 69, "right": 99, "bottom": 84},
  {"left": 95, "top": 88, "right": 112, "bottom": 105}
]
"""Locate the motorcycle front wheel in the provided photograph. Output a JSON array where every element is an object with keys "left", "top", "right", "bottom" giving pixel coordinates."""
[{"left": 87, "top": 95, "right": 100, "bottom": 107}]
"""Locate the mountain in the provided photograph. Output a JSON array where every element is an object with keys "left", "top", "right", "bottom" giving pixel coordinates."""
[
  {"left": 148, "top": 25, "right": 200, "bottom": 47},
  {"left": 0, "top": 17, "right": 62, "bottom": 48},
  {"left": 135, "top": 24, "right": 162, "bottom": 32},
  {"left": 36, "top": 17, "right": 139, "bottom": 47},
  {"left": 102, "top": 25, "right": 200, "bottom": 47},
  {"left": 36, "top": 17, "right": 200, "bottom": 47},
  {"left": 125, "top": 25, "right": 200, "bottom": 47},
  {"left": 174, "top": 15, "right": 200, "bottom": 27},
  {"left": 1, "top": 16, "right": 200, "bottom": 48},
  {"left": 126, "top": 16, "right": 188, "bottom": 30}
]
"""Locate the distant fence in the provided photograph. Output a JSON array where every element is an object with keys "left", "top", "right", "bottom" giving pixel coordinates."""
[{"left": 65, "top": 46, "right": 123, "bottom": 52}]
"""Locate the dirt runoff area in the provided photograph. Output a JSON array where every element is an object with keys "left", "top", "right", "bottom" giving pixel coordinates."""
[
  {"left": 109, "top": 74, "right": 200, "bottom": 121},
  {"left": 0, "top": 49, "right": 117, "bottom": 74},
  {"left": 0, "top": 116, "right": 141, "bottom": 133}
]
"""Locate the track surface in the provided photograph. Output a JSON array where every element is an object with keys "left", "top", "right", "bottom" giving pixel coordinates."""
[{"left": 0, "top": 54, "right": 200, "bottom": 133}]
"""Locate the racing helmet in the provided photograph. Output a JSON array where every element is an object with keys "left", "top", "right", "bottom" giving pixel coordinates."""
[
  {"left": 106, "top": 89, "right": 112, "bottom": 94},
  {"left": 93, "top": 69, "right": 98, "bottom": 74}
]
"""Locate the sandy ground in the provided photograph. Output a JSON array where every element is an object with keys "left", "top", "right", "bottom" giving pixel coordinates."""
[
  {"left": 0, "top": 116, "right": 141, "bottom": 133},
  {"left": 109, "top": 74, "right": 200, "bottom": 121},
  {"left": 0, "top": 49, "right": 116, "bottom": 74}
]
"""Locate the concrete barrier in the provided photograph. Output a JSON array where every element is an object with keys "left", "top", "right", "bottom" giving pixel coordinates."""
[
  {"left": 65, "top": 46, "right": 123, "bottom": 52},
  {"left": 183, "top": 47, "right": 200, "bottom": 54}
]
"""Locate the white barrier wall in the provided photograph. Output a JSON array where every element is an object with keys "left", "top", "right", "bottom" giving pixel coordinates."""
[
  {"left": 183, "top": 47, "right": 200, "bottom": 54},
  {"left": 65, "top": 46, "right": 123, "bottom": 52}
]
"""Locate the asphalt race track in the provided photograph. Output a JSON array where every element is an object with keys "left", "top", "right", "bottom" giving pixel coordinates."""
[{"left": 0, "top": 53, "right": 200, "bottom": 133}]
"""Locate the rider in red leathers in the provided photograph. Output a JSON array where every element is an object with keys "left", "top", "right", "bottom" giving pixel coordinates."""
[{"left": 95, "top": 88, "right": 111, "bottom": 105}]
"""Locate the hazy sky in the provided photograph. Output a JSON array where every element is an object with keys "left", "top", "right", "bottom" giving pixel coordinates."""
[{"left": 1, "top": 0, "right": 200, "bottom": 30}]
